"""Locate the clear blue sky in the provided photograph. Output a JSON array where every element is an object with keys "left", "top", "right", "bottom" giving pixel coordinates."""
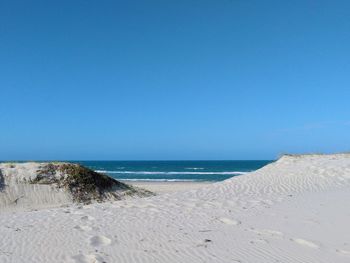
[{"left": 1, "top": 0, "right": 349, "bottom": 160}]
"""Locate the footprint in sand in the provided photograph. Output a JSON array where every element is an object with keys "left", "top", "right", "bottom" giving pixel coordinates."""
[
  {"left": 72, "top": 254, "right": 105, "bottom": 263},
  {"left": 292, "top": 238, "right": 319, "bottom": 249},
  {"left": 219, "top": 217, "right": 241, "bottom": 225},
  {"left": 80, "top": 215, "right": 94, "bottom": 221},
  {"left": 74, "top": 225, "right": 92, "bottom": 232},
  {"left": 248, "top": 228, "right": 284, "bottom": 239},
  {"left": 90, "top": 235, "right": 112, "bottom": 247},
  {"left": 250, "top": 238, "right": 269, "bottom": 244},
  {"left": 263, "top": 229, "right": 283, "bottom": 236}
]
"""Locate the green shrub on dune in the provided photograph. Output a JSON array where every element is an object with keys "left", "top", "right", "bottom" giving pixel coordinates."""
[{"left": 32, "top": 163, "right": 153, "bottom": 203}]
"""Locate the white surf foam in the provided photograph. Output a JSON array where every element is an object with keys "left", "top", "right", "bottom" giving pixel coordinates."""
[{"left": 95, "top": 170, "right": 248, "bottom": 175}]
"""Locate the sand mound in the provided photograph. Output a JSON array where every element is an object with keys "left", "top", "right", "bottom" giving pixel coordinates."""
[
  {"left": 1, "top": 154, "right": 350, "bottom": 263},
  {"left": 0, "top": 162, "right": 152, "bottom": 211}
]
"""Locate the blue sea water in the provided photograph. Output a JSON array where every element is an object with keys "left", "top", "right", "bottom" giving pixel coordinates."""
[{"left": 75, "top": 161, "right": 272, "bottom": 182}]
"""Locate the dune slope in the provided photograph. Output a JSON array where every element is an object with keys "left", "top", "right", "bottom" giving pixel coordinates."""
[
  {"left": 0, "top": 154, "right": 349, "bottom": 263},
  {"left": 0, "top": 162, "right": 151, "bottom": 212}
]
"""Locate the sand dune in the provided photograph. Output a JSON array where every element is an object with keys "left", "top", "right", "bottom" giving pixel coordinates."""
[
  {"left": 0, "top": 162, "right": 151, "bottom": 212},
  {"left": 0, "top": 154, "right": 349, "bottom": 263}
]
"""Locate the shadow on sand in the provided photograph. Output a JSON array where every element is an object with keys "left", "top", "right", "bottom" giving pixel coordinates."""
[{"left": 0, "top": 169, "right": 5, "bottom": 191}]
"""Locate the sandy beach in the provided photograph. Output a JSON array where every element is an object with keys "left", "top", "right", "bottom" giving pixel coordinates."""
[
  {"left": 1, "top": 154, "right": 350, "bottom": 263},
  {"left": 126, "top": 181, "right": 213, "bottom": 194},
  {"left": 2, "top": 1, "right": 349, "bottom": 262}
]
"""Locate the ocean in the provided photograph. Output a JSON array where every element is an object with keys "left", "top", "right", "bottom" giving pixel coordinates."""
[{"left": 75, "top": 160, "right": 272, "bottom": 182}]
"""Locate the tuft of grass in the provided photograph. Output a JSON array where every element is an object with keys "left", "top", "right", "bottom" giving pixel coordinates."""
[{"left": 59, "top": 163, "right": 127, "bottom": 202}]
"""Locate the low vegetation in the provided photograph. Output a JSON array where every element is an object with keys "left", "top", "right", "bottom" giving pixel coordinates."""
[{"left": 31, "top": 163, "right": 153, "bottom": 203}]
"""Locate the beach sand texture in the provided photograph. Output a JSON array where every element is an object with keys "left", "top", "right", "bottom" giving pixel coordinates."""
[
  {"left": 0, "top": 154, "right": 350, "bottom": 263},
  {"left": 0, "top": 162, "right": 151, "bottom": 212},
  {"left": 127, "top": 181, "right": 213, "bottom": 194}
]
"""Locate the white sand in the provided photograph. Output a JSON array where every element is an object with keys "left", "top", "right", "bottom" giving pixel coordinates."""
[
  {"left": 0, "top": 162, "right": 149, "bottom": 212},
  {"left": 0, "top": 162, "right": 73, "bottom": 211},
  {"left": 1, "top": 154, "right": 350, "bottom": 263},
  {"left": 126, "top": 181, "right": 213, "bottom": 194}
]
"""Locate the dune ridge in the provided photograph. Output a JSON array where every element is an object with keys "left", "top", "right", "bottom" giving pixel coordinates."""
[
  {"left": 0, "top": 154, "right": 350, "bottom": 263},
  {"left": 0, "top": 162, "right": 152, "bottom": 212}
]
